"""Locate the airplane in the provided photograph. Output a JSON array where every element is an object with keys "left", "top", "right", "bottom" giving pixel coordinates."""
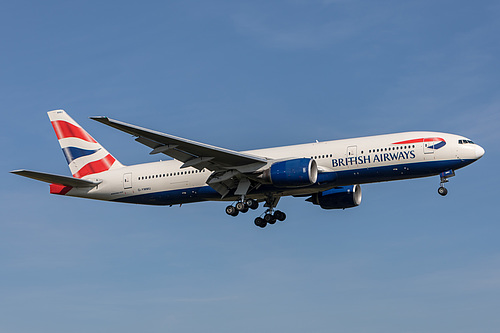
[{"left": 11, "top": 110, "right": 485, "bottom": 228}]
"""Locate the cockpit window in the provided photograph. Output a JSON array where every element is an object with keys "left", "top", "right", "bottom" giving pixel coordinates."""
[{"left": 458, "top": 139, "right": 474, "bottom": 144}]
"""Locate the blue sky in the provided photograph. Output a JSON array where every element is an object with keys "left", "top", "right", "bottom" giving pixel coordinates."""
[{"left": 1, "top": 1, "right": 499, "bottom": 332}]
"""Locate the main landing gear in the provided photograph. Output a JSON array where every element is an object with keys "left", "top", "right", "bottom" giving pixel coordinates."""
[
  {"left": 438, "top": 170, "right": 455, "bottom": 196},
  {"left": 225, "top": 198, "right": 259, "bottom": 217},
  {"left": 254, "top": 210, "right": 286, "bottom": 228},
  {"left": 225, "top": 196, "right": 287, "bottom": 228}
]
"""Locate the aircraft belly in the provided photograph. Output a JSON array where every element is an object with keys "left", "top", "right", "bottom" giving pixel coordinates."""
[{"left": 112, "top": 186, "right": 220, "bottom": 205}]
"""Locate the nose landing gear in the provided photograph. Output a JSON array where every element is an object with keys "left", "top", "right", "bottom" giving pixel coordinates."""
[{"left": 438, "top": 170, "right": 455, "bottom": 196}]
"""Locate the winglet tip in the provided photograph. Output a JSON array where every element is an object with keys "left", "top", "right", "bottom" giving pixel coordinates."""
[{"left": 90, "top": 116, "right": 109, "bottom": 122}]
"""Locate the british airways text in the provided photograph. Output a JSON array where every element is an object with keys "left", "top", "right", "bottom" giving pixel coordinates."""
[{"left": 332, "top": 150, "right": 416, "bottom": 167}]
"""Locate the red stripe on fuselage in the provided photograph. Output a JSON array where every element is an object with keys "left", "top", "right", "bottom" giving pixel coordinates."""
[
  {"left": 73, "top": 154, "right": 116, "bottom": 178},
  {"left": 51, "top": 120, "right": 97, "bottom": 143},
  {"left": 392, "top": 137, "right": 445, "bottom": 145}
]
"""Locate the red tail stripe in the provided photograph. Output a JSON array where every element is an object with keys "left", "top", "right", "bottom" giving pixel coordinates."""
[
  {"left": 393, "top": 137, "right": 445, "bottom": 145},
  {"left": 51, "top": 120, "right": 97, "bottom": 143},
  {"left": 73, "top": 154, "right": 116, "bottom": 178}
]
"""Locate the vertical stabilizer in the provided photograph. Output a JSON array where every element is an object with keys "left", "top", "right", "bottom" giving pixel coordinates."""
[{"left": 47, "top": 110, "right": 123, "bottom": 178}]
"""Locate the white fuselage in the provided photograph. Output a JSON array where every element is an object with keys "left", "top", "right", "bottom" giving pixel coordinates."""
[{"left": 65, "top": 131, "right": 483, "bottom": 205}]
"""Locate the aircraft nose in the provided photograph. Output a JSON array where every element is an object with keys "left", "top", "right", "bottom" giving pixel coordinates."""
[{"left": 475, "top": 145, "right": 485, "bottom": 159}]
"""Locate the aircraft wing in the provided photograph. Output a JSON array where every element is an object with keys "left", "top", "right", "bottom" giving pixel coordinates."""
[
  {"left": 90, "top": 116, "right": 268, "bottom": 172},
  {"left": 10, "top": 170, "right": 101, "bottom": 187}
]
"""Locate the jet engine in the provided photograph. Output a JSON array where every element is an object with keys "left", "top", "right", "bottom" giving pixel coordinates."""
[
  {"left": 262, "top": 158, "right": 318, "bottom": 188},
  {"left": 308, "top": 185, "right": 362, "bottom": 209}
]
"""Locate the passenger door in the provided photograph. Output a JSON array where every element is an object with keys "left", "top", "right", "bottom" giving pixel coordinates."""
[
  {"left": 346, "top": 146, "right": 357, "bottom": 168},
  {"left": 123, "top": 173, "right": 132, "bottom": 189},
  {"left": 423, "top": 139, "right": 435, "bottom": 160}
]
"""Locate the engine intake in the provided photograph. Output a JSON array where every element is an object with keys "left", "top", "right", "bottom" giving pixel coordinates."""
[
  {"left": 264, "top": 158, "right": 318, "bottom": 188},
  {"left": 308, "top": 185, "right": 362, "bottom": 209}
]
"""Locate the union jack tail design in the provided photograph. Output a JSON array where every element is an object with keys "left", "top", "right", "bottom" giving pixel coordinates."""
[{"left": 48, "top": 110, "right": 123, "bottom": 178}]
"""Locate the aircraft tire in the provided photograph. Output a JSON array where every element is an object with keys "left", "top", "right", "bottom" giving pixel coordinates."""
[
  {"left": 235, "top": 201, "right": 248, "bottom": 213},
  {"left": 274, "top": 210, "right": 286, "bottom": 221},
  {"left": 264, "top": 213, "right": 276, "bottom": 224},
  {"left": 226, "top": 205, "right": 238, "bottom": 216},
  {"left": 438, "top": 186, "right": 448, "bottom": 196},
  {"left": 254, "top": 217, "right": 266, "bottom": 228},
  {"left": 246, "top": 199, "right": 259, "bottom": 210}
]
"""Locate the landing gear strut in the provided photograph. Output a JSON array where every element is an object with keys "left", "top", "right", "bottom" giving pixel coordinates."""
[{"left": 438, "top": 170, "right": 455, "bottom": 196}]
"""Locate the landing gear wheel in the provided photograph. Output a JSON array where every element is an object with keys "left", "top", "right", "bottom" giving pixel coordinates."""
[
  {"left": 274, "top": 210, "right": 286, "bottom": 221},
  {"left": 264, "top": 213, "right": 276, "bottom": 224},
  {"left": 254, "top": 217, "right": 267, "bottom": 228},
  {"left": 245, "top": 199, "right": 259, "bottom": 210},
  {"left": 235, "top": 201, "right": 248, "bottom": 213},
  {"left": 438, "top": 186, "right": 448, "bottom": 196},
  {"left": 225, "top": 205, "right": 239, "bottom": 216}
]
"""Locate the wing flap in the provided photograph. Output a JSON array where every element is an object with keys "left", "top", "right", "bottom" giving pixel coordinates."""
[{"left": 10, "top": 170, "right": 101, "bottom": 187}]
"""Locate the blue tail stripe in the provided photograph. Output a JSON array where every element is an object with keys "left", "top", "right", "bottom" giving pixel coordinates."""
[{"left": 62, "top": 147, "right": 100, "bottom": 164}]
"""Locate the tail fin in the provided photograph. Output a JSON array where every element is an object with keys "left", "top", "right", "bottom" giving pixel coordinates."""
[{"left": 48, "top": 110, "right": 123, "bottom": 178}]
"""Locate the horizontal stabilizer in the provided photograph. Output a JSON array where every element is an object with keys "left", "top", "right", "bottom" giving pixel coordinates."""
[{"left": 10, "top": 170, "right": 101, "bottom": 187}]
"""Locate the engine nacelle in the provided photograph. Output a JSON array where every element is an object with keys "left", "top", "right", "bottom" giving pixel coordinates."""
[
  {"left": 308, "top": 185, "right": 362, "bottom": 209},
  {"left": 264, "top": 158, "right": 318, "bottom": 188}
]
